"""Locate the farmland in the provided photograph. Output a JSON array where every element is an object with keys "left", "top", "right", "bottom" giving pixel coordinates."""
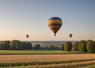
[
  {"left": 0, "top": 50, "right": 95, "bottom": 68},
  {"left": 0, "top": 50, "right": 83, "bottom": 55}
]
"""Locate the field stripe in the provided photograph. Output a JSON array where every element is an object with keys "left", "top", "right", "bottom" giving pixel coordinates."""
[{"left": 0, "top": 59, "right": 95, "bottom": 67}]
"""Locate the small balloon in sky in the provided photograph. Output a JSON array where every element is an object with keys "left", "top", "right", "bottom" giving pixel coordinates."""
[
  {"left": 26, "top": 34, "right": 29, "bottom": 38},
  {"left": 69, "top": 34, "right": 73, "bottom": 38},
  {"left": 48, "top": 17, "right": 63, "bottom": 36}
]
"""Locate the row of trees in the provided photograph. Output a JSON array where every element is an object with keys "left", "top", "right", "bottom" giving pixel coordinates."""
[
  {"left": 0, "top": 40, "right": 32, "bottom": 50},
  {"left": 0, "top": 40, "right": 60, "bottom": 50},
  {"left": 0, "top": 40, "right": 95, "bottom": 53},
  {"left": 64, "top": 40, "right": 95, "bottom": 53}
]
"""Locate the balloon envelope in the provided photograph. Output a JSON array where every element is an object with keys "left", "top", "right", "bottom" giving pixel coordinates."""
[
  {"left": 26, "top": 34, "right": 29, "bottom": 38},
  {"left": 69, "top": 34, "right": 72, "bottom": 38},
  {"left": 48, "top": 17, "right": 62, "bottom": 36}
]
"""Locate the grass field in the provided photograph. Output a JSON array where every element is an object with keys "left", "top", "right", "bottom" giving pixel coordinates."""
[
  {"left": 0, "top": 50, "right": 95, "bottom": 68},
  {"left": 0, "top": 50, "right": 84, "bottom": 55}
]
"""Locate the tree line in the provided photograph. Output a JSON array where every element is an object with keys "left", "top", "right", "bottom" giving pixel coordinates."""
[
  {"left": 0, "top": 40, "right": 60, "bottom": 50},
  {"left": 0, "top": 40, "right": 95, "bottom": 53},
  {"left": 64, "top": 40, "right": 95, "bottom": 53},
  {"left": 0, "top": 40, "right": 32, "bottom": 50}
]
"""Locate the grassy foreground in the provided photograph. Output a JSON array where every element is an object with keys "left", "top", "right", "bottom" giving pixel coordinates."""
[{"left": 0, "top": 50, "right": 83, "bottom": 55}]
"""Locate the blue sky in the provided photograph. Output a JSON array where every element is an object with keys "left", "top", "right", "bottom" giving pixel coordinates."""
[{"left": 0, "top": 0, "right": 95, "bottom": 41}]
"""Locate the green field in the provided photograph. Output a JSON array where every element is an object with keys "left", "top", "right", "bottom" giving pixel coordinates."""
[{"left": 0, "top": 50, "right": 84, "bottom": 55}]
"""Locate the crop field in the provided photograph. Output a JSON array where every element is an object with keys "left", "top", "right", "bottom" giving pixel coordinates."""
[
  {"left": 0, "top": 54, "right": 95, "bottom": 63},
  {"left": 0, "top": 50, "right": 95, "bottom": 68}
]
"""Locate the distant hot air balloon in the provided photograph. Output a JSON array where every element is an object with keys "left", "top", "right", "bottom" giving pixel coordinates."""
[
  {"left": 26, "top": 34, "right": 29, "bottom": 39},
  {"left": 48, "top": 17, "right": 62, "bottom": 36},
  {"left": 69, "top": 34, "right": 72, "bottom": 38}
]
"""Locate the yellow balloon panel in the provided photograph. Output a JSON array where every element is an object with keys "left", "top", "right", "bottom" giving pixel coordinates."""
[{"left": 48, "top": 20, "right": 62, "bottom": 25}]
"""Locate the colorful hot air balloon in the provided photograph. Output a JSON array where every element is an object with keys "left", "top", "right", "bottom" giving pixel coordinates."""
[
  {"left": 69, "top": 34, "right": 72, "bottom": 38},
  {"left": 26, "top": 34, "right": 29, "bottom": 38},
  {"left": 48, "top": 17, "right": 62, "bottom": 36}
]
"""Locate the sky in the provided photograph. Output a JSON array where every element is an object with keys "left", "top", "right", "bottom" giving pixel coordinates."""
[{"left": 0, "top": 0, "right": 95, "bottom": 41}]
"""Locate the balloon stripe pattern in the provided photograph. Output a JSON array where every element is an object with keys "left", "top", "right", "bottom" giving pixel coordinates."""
[{"left": 48, "top": 17, "right": 62, "bottom": 36}]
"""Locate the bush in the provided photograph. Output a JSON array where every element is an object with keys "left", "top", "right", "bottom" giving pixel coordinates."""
[
  {"left": 78, "top": 40, "right": 87, "bottom": 52},
  {"left": 86, "top": 40, "right": 95, "bottom": 53},
  {"left": 64, "top": 41, "right": 72, "bottom": 51}
]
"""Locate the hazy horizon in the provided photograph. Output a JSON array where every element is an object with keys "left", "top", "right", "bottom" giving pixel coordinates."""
[{"left": 0, "top": 0, "right": 95, "bottom": 41}]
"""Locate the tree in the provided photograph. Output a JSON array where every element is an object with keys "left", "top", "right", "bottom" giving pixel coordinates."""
[
  {"left": 22, "top": 42, "right": 32, "bottom": 50},
  {"left": 0, "top": 41, "right": 10, "bottom": 50},
  {"left": 74, "top": 42, "right": 79, "bottom": 51},
  {"left": 11, "top": 40, "right": 23, "bottom": 50},
  {"left": 78, "top": 40, "right": 87, "bottom": 52},
  {"left": 62, "top": 44, "right": 64, "bottom": 50},
  {"left": 64, "top": 41, "right": 72, "bottom": 51},
  {"left": 34, "top": 44, "right": 41, "bottom": 49},
  {"left": 86, "top": 40, "right": 95, "bottom": 53}
]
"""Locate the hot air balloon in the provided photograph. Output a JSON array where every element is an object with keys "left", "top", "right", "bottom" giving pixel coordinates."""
[
  {"left": 69, "top": 34, "right": 72, "bottom": 38},
  {"left": 48, "top": 17, "right": 62, "bottom": 36},
  {"left": 26, "top": 34, "right": 29, "bottom": 39}
]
